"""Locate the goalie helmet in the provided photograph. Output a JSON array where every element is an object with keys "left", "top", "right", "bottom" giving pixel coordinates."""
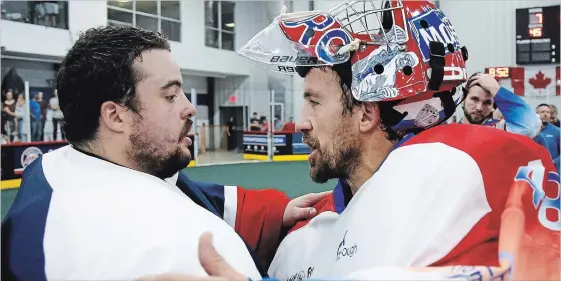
[{"left": 238, "top": 0, "right": 469, "bottom": 134}]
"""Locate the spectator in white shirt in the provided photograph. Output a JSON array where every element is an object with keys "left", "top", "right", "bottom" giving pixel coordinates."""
[{"left": 49, "top": 89, "right": 64, "bottom": 140}]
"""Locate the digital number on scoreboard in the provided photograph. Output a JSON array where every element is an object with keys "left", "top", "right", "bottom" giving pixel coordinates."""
[
  {"left": 515, "top": 5, "right": 560, "bottom": 65},
  {"left": 485, "top": 67, "right": 511, "bottom": 79}
]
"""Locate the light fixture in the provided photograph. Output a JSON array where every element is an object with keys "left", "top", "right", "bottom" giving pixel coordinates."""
[{"left": 225, "top": 23, "right": 235, "bottom": 28}]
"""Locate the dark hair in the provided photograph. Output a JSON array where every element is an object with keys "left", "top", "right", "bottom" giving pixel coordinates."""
[
  {"left": 463, "top": 72, "right": 497, "bottom": 109},
  {"left": 56, "top": 26, "right": 170, "bottom": 146},
  {"left": 537, "top": 103, "right": 551, "bottom": 110},
  {"left": 296, "top": 57, "right": 400, "bottom": 141}
]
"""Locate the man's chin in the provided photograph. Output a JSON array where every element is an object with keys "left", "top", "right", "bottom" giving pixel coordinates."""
[
  {"left": 178, "top": 152, "right": 192, "bottom": 167},
  {"left": 309, "top": 166, "right": 332, "bottom": 184},
  {"left": 468, "top": 115, "right": 485, "bottom": 124},
  {"left": 157, "top": 152, "right": 191, "bottom": 179}
]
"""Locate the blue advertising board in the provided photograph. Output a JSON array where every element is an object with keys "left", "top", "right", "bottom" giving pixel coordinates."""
[{"left": 291, "top": 132, "right": 312, "bottom": 154}]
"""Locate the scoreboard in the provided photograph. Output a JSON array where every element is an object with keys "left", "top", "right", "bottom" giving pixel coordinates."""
[
  {"left": 515, "top": 5, "right": 560, "bottom": 65},
  {"left": 485, "top": 67, "right": 512, "bottom": 79}
]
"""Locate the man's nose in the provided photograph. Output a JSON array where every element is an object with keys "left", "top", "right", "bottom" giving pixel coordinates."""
[
  {"left": 296, "top": 120, "right": 312, "bottom": 133},
  {"left": 180, "top": 94, "right": 196, "bottom": 120}
]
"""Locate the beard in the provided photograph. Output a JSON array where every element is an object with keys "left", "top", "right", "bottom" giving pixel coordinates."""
[
  {"left": 303, "top": 122, "right": 361, "bottom": 184},
  {"left": 463, "top": 107, "right": 489, "bottom": 124},
  {"left": 127, "top": 118, "right": 193, "bottom": 179}
]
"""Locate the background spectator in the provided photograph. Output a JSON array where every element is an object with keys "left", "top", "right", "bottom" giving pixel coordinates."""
[
  {"left": 281, "top": 117, "right": 295, "bottom": 132},
  {"left": 14, "top": 94, "right": 26, "bottom": 141},
  {"left": 226, "top": 116, "right": 235, "bottom": 151},
  {"left": 49, "top": 89, "right": 64, "bottom": 140},
  {"left": 3, "top": 91, "right": 17, "bottom": 142},
  {"left": 550, "top": 104, "right": 559, "bottom": 127},
  {"left": 274, "top": 115, "right": 282, "bottom": 131},
  {"left": 536, "top": 103, "right": 560, "bottom": 170},
  {"left": 29, "top": 93, "right": 42, "bottom": 141},
  {"left": 35, "top": 92, "right": 49, "bottom": 141},
  {"left": 250, "top": 112, "right": 261, "bottom": 131}
]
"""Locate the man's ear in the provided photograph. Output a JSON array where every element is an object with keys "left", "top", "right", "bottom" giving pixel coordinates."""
[
  {"left": 99, "top": 101, "right": 127, "bottom": 133},
  {"left": 358, "top": 102, "right": 380, "bottom": 133}
]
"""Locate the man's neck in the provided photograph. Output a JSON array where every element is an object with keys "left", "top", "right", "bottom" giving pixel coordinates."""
[
  {"left": 75, "top": 140, "right": 140, "bottom": 171},
  {"left": 345, "top": 135, "right": 396, "bottom": 195}
]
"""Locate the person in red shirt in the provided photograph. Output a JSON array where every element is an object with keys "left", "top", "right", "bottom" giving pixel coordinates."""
[{"left": 281, "top": 117, "right": 296, "bottom": 132}]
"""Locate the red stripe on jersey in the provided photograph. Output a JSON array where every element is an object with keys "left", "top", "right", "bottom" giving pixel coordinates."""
[
  {"left": 234, "top": 187, "right": 290, "bottom": 268},
  {"left": 404, "top": 123, "right": 559, "bottom": 279}
]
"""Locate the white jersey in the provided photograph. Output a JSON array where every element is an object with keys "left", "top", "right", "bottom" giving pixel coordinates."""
[
  {"left": 268, "top": 124, "right": 560, "bottom": 280},
  {"left": 2, "top": 146, "right": 261, "bottom": 280},
  {"left": 269, "top": 142, "right": 492, "bottom": 280}
]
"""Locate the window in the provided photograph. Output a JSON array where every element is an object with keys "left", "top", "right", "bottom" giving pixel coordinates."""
[
  {"left": 1, "top": 1, "right": 69, "bottom": 29},
  {"left": 204, "top": 1, "right": 235, "bottom": 51},
  {"left": 107, "top": 0, "right": 181, "bottom": 42}
]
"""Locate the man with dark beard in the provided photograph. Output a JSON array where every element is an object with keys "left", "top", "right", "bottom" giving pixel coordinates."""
[
  {"left": 144, "top": 1, "right": 559, "bottom": 280},
  {"left": 1, "top": 26, "right": 325, "bottom": 280},
  {"left": 458, "top": 72, "right": 539, "bottom": 138},
  {"left": 146, "top": 1, "right": 559, "bottom": 280}
]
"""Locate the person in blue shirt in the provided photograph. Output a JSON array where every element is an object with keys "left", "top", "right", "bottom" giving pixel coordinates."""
[
  {"left": 458, "top": 73, "right": 540, "bottom": 139},
  {"left": 534, "top": 131, "right": 549, "bottom": 149},
  {"left": 29, "top": 94, "right": 42, "bottom": 141},
  {"left": 536, "top": 103, "right": 560, "bottom": 170},
  {"left": 533, "top": 114, "right": 550, "bottom": 150}
]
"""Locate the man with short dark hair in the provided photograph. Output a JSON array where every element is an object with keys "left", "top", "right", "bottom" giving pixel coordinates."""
[
  {"left": 250, "top": 112, "right": 261, "bottom": 131},
  {"left": 536, "top": 103, "right": 560, "bottom": 170},
  {"left": 1, "top": 26, "right": 322, "bottom": 280},
  {"left": 179, "top": 1, "right": 559, "bottom": 280},
  {"left": 459, "top": 72, "right": 539, "bottom": 138}
]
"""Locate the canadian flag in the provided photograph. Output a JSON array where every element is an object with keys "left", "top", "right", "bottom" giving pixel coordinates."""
[
  {"left": 525, "top": 66, "right": 558, "bottom": 97},
  {"left": 499, "top": 66, "right": 560, "bottom": 97}
]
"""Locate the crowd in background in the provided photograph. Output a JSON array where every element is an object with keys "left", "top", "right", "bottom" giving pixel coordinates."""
[
  {"left": 1, "top": 89, "right": 65, "bottom": 144},
  {"left": 248, "top": 112, "right": 296, "bottom": 132}
]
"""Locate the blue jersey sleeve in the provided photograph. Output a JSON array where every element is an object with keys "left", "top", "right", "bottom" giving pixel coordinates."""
[{"left": 493, "top": 87, "right": 540, "bottom": 138}]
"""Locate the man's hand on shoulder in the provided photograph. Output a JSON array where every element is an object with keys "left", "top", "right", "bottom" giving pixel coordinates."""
[{"left": 282, "top": 191, "right": 331, "bottom": 228}]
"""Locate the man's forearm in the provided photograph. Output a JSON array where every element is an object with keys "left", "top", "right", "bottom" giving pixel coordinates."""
[{"left": 494, "top": 87, "right": 540, "bottom": 138}]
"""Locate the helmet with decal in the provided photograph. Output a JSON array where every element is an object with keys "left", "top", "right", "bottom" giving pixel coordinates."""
[{"left": 238, "top": 0, "right": 469, "bottom": 134}]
